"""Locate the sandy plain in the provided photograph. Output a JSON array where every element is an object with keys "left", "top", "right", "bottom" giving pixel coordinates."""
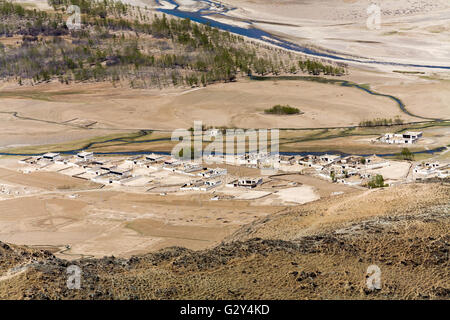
[
  {"left": 1, "top": 71, "right": 448, "bottom": 151},
  {"left": 220, "top": 0, "right": 450, "bottom": 70},
  {"left": 0, "top": 155, "right": 366, "bottom": 259}
]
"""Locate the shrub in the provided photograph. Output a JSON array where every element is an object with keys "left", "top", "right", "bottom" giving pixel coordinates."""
[
  {"left": 367, "top": 174, "right": 387, "bottom": 188},
  {"left": 399, "top": 148, "right": 414, "bottom": 161},
  {"left": 264, "top": 104, "right": 301, "bottom": 115}
]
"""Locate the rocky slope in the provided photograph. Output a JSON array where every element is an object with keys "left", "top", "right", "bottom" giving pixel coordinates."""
[{"left": 0, "top": 182, "right": 448, "bottom": 300}]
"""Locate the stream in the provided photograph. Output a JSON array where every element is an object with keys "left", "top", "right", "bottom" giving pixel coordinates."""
[{"left": 154, "top": 0, "right": 450, "bottom": 70}]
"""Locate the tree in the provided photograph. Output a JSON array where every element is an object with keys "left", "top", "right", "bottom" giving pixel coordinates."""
[
  {"left": 330, "top": 171, "right": 337, "bottom": 183},
  {"left": 399, "top": 148, "right": 414, "bottom": 161},
  {"left": 201, "top": 73, "right": 206, "bottom": 87},
  {"left": 1, "top": 1, "right": 346, "bottom": 89},
  {"left": 367, "top": 174, "right": 387, "bottom": 188},
  {"left": 394, "top": 116, "right": 404, "bottom": 125}
]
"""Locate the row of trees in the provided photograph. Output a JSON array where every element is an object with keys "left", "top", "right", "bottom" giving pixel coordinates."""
[
  {"left": 0, "top": 0, "right": 349, "bottom": 88},
  {"left": 298, "top": 59, "right": 345, "bottom": 76},
  {"left": 359, "top": 116, "right": 404, "bottom": 127},
  {"left": 48, "top": 0, "right": 128, "bottom": 19}
]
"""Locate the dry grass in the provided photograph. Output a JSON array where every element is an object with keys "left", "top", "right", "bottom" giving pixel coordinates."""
[{"left": 0, "top": 182, "right": 448, "bottom": 300}]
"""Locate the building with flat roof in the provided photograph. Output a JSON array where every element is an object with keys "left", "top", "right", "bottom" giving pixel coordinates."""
[
  {"left": 42, "top": 153, "right": 61, "bottom": 161},
  {"left": 146, "top": 154, "right": 166, "bottom": 163},
  {"left": 320, "top": 154, "right": 341, "bottom": 164},
  {"left": 238, "top": 177, "right": 263, "bottom": 188},
  {"left": 380, "top": 131, "right": 422, "bottom": 144},
  {"left": 77, "top": 151, "right": 94, "bottom": 160}
]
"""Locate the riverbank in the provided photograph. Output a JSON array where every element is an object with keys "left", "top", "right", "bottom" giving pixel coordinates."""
[{"left": 1, "top": 125, "right": 448, "bottom": 161}]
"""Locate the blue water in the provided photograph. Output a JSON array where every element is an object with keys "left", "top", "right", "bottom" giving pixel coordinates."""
[
  {"left": 1, "top": 147, "right": 446, "bottom": 158},
  {"left": 154, "top": 0, "right": 450, "bottom": 70}
]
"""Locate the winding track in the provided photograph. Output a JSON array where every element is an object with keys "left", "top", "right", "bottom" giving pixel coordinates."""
[
  {"left": 0, "top": 76, "right": 448, "bottom": 157},
  {"left": 0, "top": 75, "right": 446, "bottom": 133},
  {"left": 250, "top": 75, "right": 448, "bottom": 121}
]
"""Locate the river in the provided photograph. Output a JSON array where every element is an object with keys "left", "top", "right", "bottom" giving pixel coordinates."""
[
  {"left": 154, "top": 0, "right": 450, "bottom": 70},
  {"left": 1, "top": 147, "right": 446, "bottom": 158}
]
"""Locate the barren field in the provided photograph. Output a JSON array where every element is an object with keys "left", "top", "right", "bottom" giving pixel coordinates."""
[
  {"left": 221, "top": 0, "right": 450, "bottom": 70},
  {"left": 0, "top": 155, "right": 368, "bottom": 259},
  {"left": 1, "top": 72, "right": 448, "bottom": 154},
  {"left": 0, "top": 185, "right": 283, "bottom": 258},
  {"left": 0, "top": 182, "right": 448, "bottom": 300},
  {"left": 0, "top": 159, "right": 289, "bottom": 258},
  {"left": 0, "top": 77, "right": 411, "bottom": 146},
  {"left": 377, "top": 80, "right": 450, "bottom": 120}
]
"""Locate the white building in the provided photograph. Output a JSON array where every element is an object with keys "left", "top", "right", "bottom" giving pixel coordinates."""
[
  {"left": 146, "top": 154, "right": 166, "bottom": 163},
  {"left": 365, "top": 155, "right": 390, "bottom": 169},
  {"left": 42, "top": 153, "right": 61, "bottom": 161},
  {"left": 77, "top": 151, "right": 94, "bottom": 161},
  {"left": 320, "top": 154, "right": 341, "bottom": 164},
  {"left": 109, "top": 167, "right": 132, "bottom": 177},
  {"left": 380, "top": 131, "right": 422, "bottom": 144},
  {"left": 18, "top": 157, "right": 36, "bottom": 164},
  {"left": 197, "top": 168, "right": 227, "bottom": 178},
  {"left": 237, "top": 177, "right": 263, "bottom": 188},
  {"left": 413, "top": 161, "right": 449, "bottom": 179},
  {"left": 200, "top": 180, "right": 222, "bottom": 191}
]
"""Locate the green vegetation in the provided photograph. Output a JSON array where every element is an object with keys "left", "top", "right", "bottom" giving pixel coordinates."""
[
  {"left": 0, "top": 0, "right": 347, "bottom": 88},
  {"left": 330, "top": 171, "right": 337, "bottom": 183},
  {"left": 419, "top": 74, "right": 450, "bottom": 82},
  {"left": 398, "top": 147, "right": 414, "bottom": 161},
  {"left": 2, "top": 124, "right": 447, "bottom": 160},
  {"left": 393, "top": 70, "right": 425, "bottom": 75},
  {"left": 0, "top": 130, "right": 153, "bottom": 154},
  {"left": 264, "top": 104, "right": 301, "bottom": 115},
  {"left": 297, "top": 59, "right": 345, "bottom": 76},
  {"left": 359, "top": 116, "right": 404, "bottom": 127},
  {"left": 56, "top": 184, "right": 76, "bottom": 190},
  {"left": 367, "top": 174, "right": 387, "bottom": 188},
  {"left": 383, "top": 31, "right": 398, "bottom": 36},
  {"left": 357, "top": 83, "right": 371, "bottom": 90}
]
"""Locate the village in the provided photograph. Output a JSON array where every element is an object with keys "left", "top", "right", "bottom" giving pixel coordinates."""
[{"left": 15, "top": 148, "right": 449, "bottom": 202}]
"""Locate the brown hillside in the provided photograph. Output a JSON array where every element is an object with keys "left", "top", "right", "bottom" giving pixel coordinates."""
[{"left": 0, "top": 182, "right": 448, "bottom": 300}]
